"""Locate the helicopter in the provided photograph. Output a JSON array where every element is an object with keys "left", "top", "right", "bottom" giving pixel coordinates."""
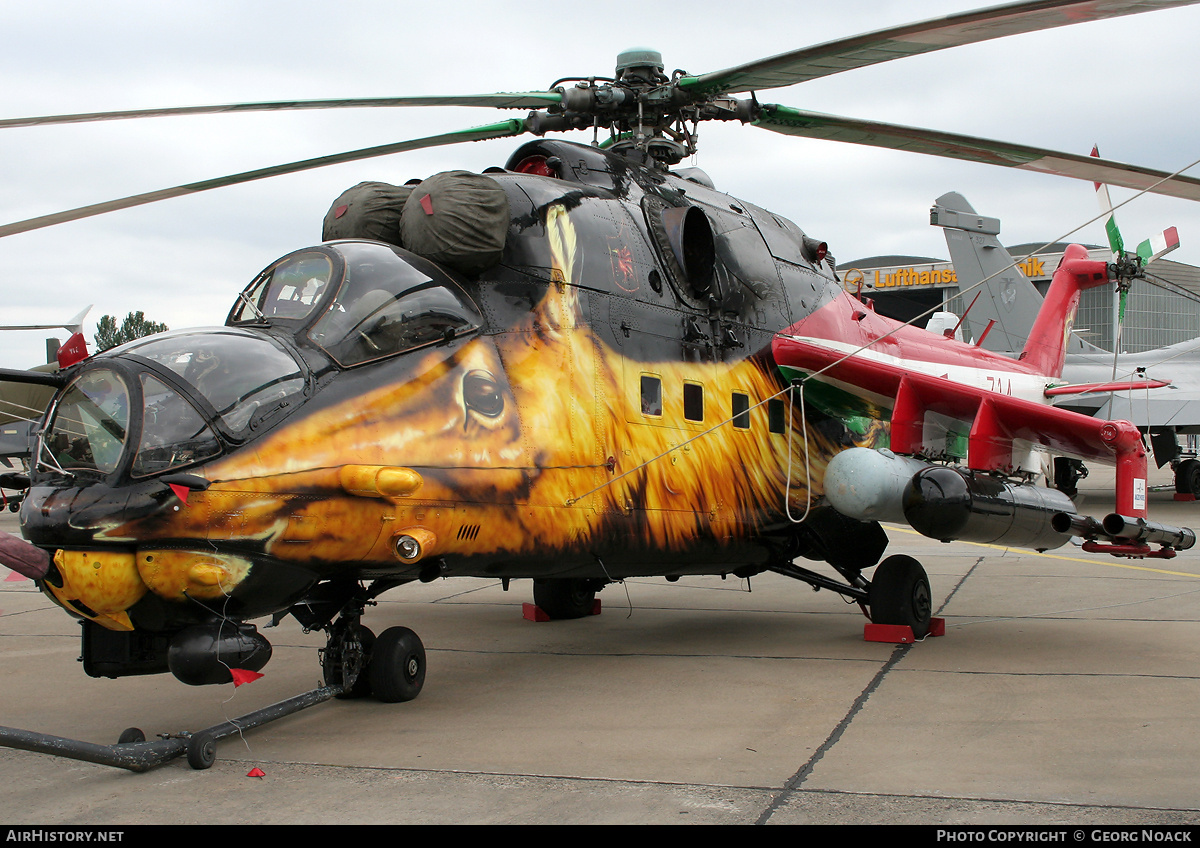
[{"left": 0, "top": 0, "right": 1198, "bottom": 728}]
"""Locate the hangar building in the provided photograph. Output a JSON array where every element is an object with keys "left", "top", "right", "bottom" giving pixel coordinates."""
[{"left": 845, "top": 245, "right": 1200, "bottom": 353}]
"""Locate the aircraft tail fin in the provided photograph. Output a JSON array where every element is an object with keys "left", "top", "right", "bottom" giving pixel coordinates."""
[
  {"left": 55, "top": 332, "right": 89, "bottom": 369},
  {"left": 930, "top": 192, "right": 1044, "bottom": 355},
  {"left": 1018, "top": 244, "right": 1111, "bottom": 377},
  {"left": 931, "top": 192, "right": 1108, "bottom": 357}
]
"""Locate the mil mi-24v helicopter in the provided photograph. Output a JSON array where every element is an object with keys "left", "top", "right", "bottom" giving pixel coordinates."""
[{"left": 0, "top": 0, "right": 1198, "bottom": 769}]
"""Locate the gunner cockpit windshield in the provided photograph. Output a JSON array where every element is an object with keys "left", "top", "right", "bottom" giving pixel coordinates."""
[{"left": 40, "top": 329, "right": 306, "bottom": 482}]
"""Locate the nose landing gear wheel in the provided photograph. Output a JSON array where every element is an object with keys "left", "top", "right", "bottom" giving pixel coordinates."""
[
  {"left": 368, "top": 626, "right": 426, "bottom": 703},
  {"left": 1175, "top": 459, "right": 1200, "bottom": 496},
  {"left": 868, "top": 555, "right": 932, "bottom": 639}
]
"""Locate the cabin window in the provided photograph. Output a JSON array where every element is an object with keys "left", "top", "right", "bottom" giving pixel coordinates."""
[
  {"left": 732, "top": 393, "right": 750, "bottom": 430},
  {"left": 640, "top": 375, "right": 662, "bottom": 417},
  {"left": 768, "top": 398, "right": 787, "bottom": 434},
  {"left": 683, "top": 382, "right": 704, "bottom": 422}
]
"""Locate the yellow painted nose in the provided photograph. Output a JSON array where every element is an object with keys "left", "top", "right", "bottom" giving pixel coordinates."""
[{"left": 48, "top": 550, "right": 146, "bottom": 631}]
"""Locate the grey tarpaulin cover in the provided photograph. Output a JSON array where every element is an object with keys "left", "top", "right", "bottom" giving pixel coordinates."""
[
  {"left": 321, "top": 181, "right": 411, "bottom": 245},
  {"left": 400, "top": 171, "right": 509, "bottom": 274}
]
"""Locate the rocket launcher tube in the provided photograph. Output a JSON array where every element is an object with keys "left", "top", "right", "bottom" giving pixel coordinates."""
[{"left": 1102, "top": 513, "right": 1196, "bottom": 550}]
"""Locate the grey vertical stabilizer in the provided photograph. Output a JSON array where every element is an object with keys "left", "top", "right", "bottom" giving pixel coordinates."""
[
  {"left": 930, "top": 192, "right": 1042, "bottom": 354},
  {"left": 932, "top": 192, "right": 1106, "bottom": 356}
]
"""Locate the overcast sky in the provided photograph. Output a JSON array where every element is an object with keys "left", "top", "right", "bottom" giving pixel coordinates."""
[{"left": 1, "top": 0, "right": 1198, "bottom": 370}]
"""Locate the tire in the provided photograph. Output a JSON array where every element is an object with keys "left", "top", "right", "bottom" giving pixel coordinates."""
[
  {"left": 532, "top": 579, "right": 597, "bottom": 620},
  {"left": 186, "top": 730, "right": 216, "bottom": 770},
  {"left": 117, "top": 727, "right": 145, "bottom": 745},
  {"left": 368, "top": 626, "right": 426, "bottom": 704},
  {"left": 869, "top": 555, "right": 933, "bottom": 639},
  {"left": 1175, "top": 459, "right": 1200, "bottom": 496}
]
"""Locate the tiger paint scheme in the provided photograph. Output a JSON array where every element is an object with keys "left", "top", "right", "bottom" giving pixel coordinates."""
[
  {"left": 108, "top": 202, "right": 859, "bottom": 593},
  {"left": 14, "top": 133, "right": 1150, "bottom": 705}
]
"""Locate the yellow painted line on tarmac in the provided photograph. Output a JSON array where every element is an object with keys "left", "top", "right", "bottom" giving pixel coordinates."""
[{"left": 885, "top": 524, "right": 1200, "bottom": 579}]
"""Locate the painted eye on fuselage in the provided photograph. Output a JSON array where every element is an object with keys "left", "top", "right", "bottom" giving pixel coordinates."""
[{"left": 463, "top": 370, "right": 504, "bottom": 418}]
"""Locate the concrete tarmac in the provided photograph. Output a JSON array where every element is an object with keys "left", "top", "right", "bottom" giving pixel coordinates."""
[{"left": 0, "top": 469, "right": 1197, "bottom": 826}]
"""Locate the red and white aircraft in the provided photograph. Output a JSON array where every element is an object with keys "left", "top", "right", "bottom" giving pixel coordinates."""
[{"left": 773, "top": 244, "right": 1193, "bottom": 559}]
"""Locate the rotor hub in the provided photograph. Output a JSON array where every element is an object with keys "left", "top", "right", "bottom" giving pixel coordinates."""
[{"left": 615, "top": 47, "right": 665, "bottom": 83}]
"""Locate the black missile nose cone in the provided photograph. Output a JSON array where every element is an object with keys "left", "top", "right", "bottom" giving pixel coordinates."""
[{"left": 903, "top": 466, "right": 971, "bottom": 541}]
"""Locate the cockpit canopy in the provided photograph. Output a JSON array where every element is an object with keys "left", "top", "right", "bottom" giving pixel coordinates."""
[
  {"left": 228, "top": 241, "right": 483, "bottom": 367},
  {"left": 118, "top": 329, "right": 306, "bottom": 435},
  {"left": 38, "top": 242, "right": 484, "bottom": 484},
  {"left": 42, "top": 329, "right": 305, "bottom": 481}
]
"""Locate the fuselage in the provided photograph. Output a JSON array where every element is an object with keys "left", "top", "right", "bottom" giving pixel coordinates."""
[{"left": 21, "top": 140, "right": 861, "bottom": 633}]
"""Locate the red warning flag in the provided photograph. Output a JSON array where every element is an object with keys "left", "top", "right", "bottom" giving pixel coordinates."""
[
  {"left": 56, "top": 332, "right": 89, "bottom": 368},
  {"left": 168, "top": 483, "right": 190, "bottom": 504},
  {"left": 229, "top": 668, "right": 264, "bottom": 687}
]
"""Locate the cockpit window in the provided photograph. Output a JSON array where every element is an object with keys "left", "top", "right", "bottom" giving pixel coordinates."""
[
  {"left": 43, "top": 369, "right": 130, "bottom": 475},
  {"left": 120, "top": 330, "right": 305, "bottom": 435},
  {"left": 308, "top": 243, "right": 481, "bottom": 367},
  {"left": 232, "top": 251, "right": 334, "bottom": 323},
  {"left": 132, "top": 374, "right": 222, "bottom": 477}
]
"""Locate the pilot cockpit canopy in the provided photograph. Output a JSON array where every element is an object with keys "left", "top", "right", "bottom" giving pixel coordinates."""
[
  {"left": 231, "top": 250, "right": 334, "bottom": 323},
  {"left": 228, "top": 241, "right": 483, "bottom": 368}
]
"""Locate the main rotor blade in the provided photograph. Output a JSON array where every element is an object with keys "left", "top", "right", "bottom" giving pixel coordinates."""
[
  {"left": 754, "top": 105, "right": 1200, "bottom": 202},
  {"left": 0, "top": 120, "right": 530, "bottom": 238},
  {"left": 681, "top": 0, "right": 1200, "bottom": 95},
  {"left": 0, "top": 92, "right": 563, "bottom": 130}
]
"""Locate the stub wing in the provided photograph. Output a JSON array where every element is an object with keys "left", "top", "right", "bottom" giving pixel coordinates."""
[{"left": 773, "top": 330, "right": 1149, "bottom": 518}]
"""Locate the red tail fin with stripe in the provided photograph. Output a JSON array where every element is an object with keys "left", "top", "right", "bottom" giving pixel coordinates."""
[{"left": 1019, "top": 244, "right": 1110, "bottom": 377}]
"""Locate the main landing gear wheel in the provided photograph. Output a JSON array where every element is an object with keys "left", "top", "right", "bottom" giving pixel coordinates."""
[
  {"left": 368, "top": 626, "right": 426, "bottom": 703},
  {"left": 1175, "top": 459, "right": 1200, "bottom": 496},
  {"left": 532, "top": 578, "right": 598, "bottom": 620},
  {"left": 869, "top": 555, "right": 933, "bottom": 639}
]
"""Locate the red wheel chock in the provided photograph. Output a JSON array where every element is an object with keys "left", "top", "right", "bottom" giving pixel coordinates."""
[
  {"left": 522, "top": 600, "right": 602, "bottom": 621},
  {"left": 521, "top": 603, "right": 550, "bottom": 622},
  {"left": 864, "top": 617, "right": 945, "bottom": 643}
]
